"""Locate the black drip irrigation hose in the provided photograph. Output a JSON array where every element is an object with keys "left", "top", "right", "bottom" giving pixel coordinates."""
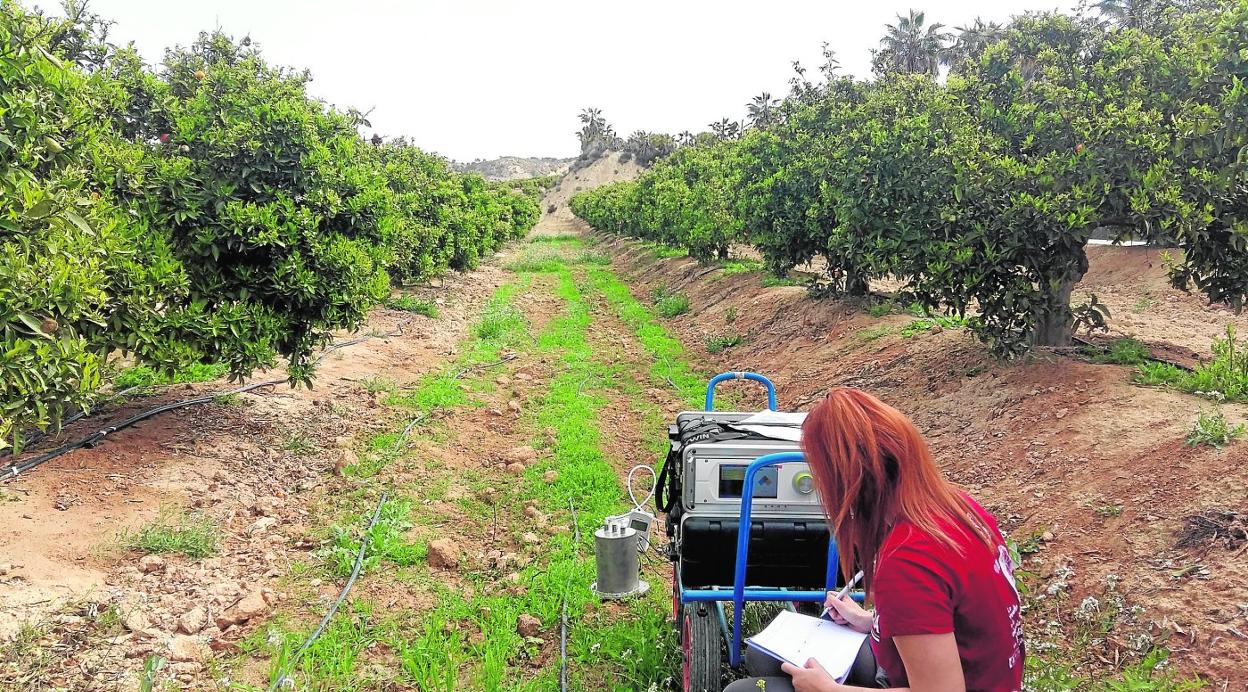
[
  {"left": 1, "top": 378, "right": 286, "bottom": 482},
  {"left": 0, "top": 330, "right": 403, "bottom": 483},
  {"left": 0, "top": 386, "right": 144, "bottom": 460},
  {"left": 560, "top": 497, "right": 580, "bottom": 692},
  {"left": 268, "top": 493, "right": 388, "bottom": 692}
]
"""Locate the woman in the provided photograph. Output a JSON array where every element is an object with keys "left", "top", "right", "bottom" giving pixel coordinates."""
[{"left": 725, "top": 388, "right": 1023, "bottom": 692}]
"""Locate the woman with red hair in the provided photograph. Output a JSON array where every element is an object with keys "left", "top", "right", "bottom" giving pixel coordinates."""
[{"left": 725, "top": 388, "right": 1024, "bottom": 692}]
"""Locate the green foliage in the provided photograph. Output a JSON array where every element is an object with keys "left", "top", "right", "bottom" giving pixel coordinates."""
[
  {"left": 705, "top": 333, "right": 742, "bottom": 353},
  {"left": 0, "top": 6, "right": 541, "bottom": 451},
  {"left": 719, "top": 258, "right": 763, "bottom": 276},
  {"left": 120, "top": 509, "right": 219, "bottom": 558},
  {"left": 1086, "top": 338, "right": 1150, "bottom": 365},
  {"left": 899, "top": 315, "right": 970, "bottom": 338},
  {"left": 113, "top": 362, "right": 228, "bottom": 389},
  {"left": 384, "top": 295, "right": 438, "bottom": 318},
  {"left": 1186, "top": 407, "right": 1245, "bottom": 448},
  {"left": 320, "top": 498, "right": 424, "bottom": 577},
  {"left": 474, "top": 301, "right": 528, "bottom": 342},
  {"left": 1135, "top": 325, "right": 1248, "bottom": 401},
  {"left": 652, "top": 288, "right": 691, "bottom": 317},
  {"left": 570, "top": 2, "right": 1248, "bottom": 359}
]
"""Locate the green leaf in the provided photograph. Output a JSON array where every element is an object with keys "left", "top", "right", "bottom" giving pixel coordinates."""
[
  {"left": 26, "top": 199, "right": 53, "bottom": 220},
  {"left": 64, "top": 211, "right": 93, "bottom": 236},
  {"left": 16, "top": 313, "right": 52, "bottom": 340}
]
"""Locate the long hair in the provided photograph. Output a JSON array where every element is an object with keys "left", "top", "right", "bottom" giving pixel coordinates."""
[{"left": 801, "top": 388, "right": 994, "bottom": 593}]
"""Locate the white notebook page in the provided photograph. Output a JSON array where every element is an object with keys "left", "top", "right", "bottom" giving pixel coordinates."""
[{"left": 746, "top": 610, "right": 869, "bottom": 682}]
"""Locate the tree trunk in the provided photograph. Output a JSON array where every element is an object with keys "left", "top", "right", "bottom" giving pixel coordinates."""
[
  {"left": 717, "top": 245, "right": 729, "bottom": 261},
  {"left": 1031, "top": 245, "right": 1090, "bottom": 347},
  {"left": 1032, "top": 280, "right": 1077, "bottom": 346},
  {"left": 845, "top": 268, "right": 870, "bottom": 297}
]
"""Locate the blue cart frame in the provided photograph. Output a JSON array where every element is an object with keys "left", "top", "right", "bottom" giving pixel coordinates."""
[{"left": 677, "top": 372, "right": 858, "bottom": 673}]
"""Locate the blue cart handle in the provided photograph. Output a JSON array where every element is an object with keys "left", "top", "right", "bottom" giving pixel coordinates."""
[
  {"left": 705, "top": 372, "right": 778, "bottom": 412},
  {"left": 729, "top": 451, "right": 840, "bottom": 668}
]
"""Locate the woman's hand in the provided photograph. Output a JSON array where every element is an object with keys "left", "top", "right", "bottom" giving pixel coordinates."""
[
  {"left": 823, "top": 592, "right": 873, "bottom": 634},
  {"left": 780, "top": 659, "right": 844, "bottom": 692}
]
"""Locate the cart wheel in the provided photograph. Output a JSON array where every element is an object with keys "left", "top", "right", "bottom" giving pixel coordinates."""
[{"left": 682, "top": 603, "right": 721, "bottom": 692}]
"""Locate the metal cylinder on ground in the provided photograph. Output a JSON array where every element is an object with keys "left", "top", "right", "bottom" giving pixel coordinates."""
[{"left": 591, "top": 525, "right": 649, "bottom": 599}]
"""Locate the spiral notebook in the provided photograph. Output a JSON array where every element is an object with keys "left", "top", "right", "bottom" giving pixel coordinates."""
[{"left": 745, "top": 610, "right": 869, "bottom": 682}]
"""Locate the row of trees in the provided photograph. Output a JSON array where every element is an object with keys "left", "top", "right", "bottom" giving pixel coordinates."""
[
  {"left": 572, "top": 1, "right": 1248, "bottom": 356},
  {"left": 1, "top": 1, "right": 542, "bottom": 450}
]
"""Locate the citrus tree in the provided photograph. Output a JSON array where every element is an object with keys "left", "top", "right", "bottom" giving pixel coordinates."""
[{"left": 0, "top": 1, "right": 169, "bottom": 449}]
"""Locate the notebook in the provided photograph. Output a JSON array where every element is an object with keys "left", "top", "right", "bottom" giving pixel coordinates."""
[{"left": 745, "top": 610, "right": 869, "bottom": 682}]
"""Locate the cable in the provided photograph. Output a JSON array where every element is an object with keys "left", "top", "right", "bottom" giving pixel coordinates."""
[
  {"left": 626, "top": 464, "right": 657, "bottom": 513},
  {"left": 1, "top": 331, "right": 396, "bottom": 482},
  {"left": 2, "top": 377, "right": 286, "bottom": 482},
  {"left": 269, "top": 493, "right": 388, "bottom": 691}
]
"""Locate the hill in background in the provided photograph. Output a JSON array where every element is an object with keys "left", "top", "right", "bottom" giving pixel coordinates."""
[{"left": 454, "top": 155, "right": 574, "bottom": 181}]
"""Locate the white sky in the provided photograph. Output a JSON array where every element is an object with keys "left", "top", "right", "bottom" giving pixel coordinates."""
[{"left": 40, "top": 0, "right": 1065, "bottom": 161}]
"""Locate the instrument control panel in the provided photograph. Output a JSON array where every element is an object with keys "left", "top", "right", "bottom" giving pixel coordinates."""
[{"left": 684, "top": 443, "right": 823, "bottom": 514}]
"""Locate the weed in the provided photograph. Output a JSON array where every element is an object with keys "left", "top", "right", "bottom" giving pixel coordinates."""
[
  {"left": 527, "top": 235, "right": 581, "bottom": 244},
  {"left": 761, "top": 274, "right": 802, "bottom": 288},
  {"left": 867, "top": 301, "right": 894, "bottom": 318},
  {"left": 113, "top": 362, "right": 228, "bottom": 389},
  {"left": 705, "top": 333, "right": 743, "bottom": 354},
  {"left": 1135, "top": 325, "right": 1248, "bottom": 401},
  {"left": 474, "top": 301, "right": 528, "bottom": 341},
  {"left": 1185, "top": 407, "right": 1245, "bottom": 448},
  {"left": 1087, "top": 338, "right": 1150, "bottom": 365},
  {"left": 259, "top": 602, "right": 380, "bottom": 690},
  {"left": 139, "top": 655, "right": 166, "bottom": 692},
  {"left": 643, "top": 242, "right": 686, "bottom": 259},
  {"left": 719, "top": 258, "right": 763, "bottom": 276},
  {"left": 506, "top": 252, "right": 567, "bottom": 273},
  {"left": 212, "top": 392, "right": 242, "bottom": 406},
  {"left": 858, "top": 325, "right": 892, "bottom": 342},
  {"left": 1132, "top": 294, "right": 1155, "bottom": 314},
  {"left": 119, "top": 509, "right": 218, "bottom": 558},
  {"left": 1071, "top": 293, "right": 1112, "bottom": 335},
  {"left": 572, "top": 250, "right": 611, "bottom": 265},
  {"left": 1095, "top": 504, "right": 1124, "bottom": 518},
  {"left": 358, "top": 375, "right": 396, "bottom": 394},
  {"left": 900, "top": 315, "right": 969, "bottom": 338},
  {"left": 282, "top": 432, "right": 317, "bottom": 456},
  {"left": 384, "top": 295, "right": 439, "bottom": 318},
  {"left": 725, "top": 306, "right": 738, "bottom": 324},
  {"left": 653, "top": 289, "right": 691, "bottom": 318},
  {"left": 319, "top": 497, "right": 424, "bottom": 577}
]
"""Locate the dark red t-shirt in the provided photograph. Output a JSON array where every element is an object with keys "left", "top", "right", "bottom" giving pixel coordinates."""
[{"left": 869, "top": 498, "right": 1024, "bottom": 691}]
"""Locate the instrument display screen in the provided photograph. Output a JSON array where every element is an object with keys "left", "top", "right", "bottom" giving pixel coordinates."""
[{"left": 717, "top": 464, "right": 779, "bottom": 499}]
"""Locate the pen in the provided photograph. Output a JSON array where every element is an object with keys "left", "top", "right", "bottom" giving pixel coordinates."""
[{"left": 820, "top": 570, "right": 864, "bottom": 619}]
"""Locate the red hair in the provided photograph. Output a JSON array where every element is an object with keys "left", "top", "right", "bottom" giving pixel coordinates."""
[{"left": 801, "top": 388, "right": 994, "bottom": 593}]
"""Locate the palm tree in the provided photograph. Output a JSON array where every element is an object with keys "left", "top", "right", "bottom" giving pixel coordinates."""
[
  {"left": 871, "top": 9, "right": 952, "bottom": 77},
  {"left": 745, "top": 92, "right": 779, "bottom": 129},
  {"left": 709, "top": 118, "right": 741, "bottom": 142},
  {"left": 576, "top": 107, "right": 616, "bottom": 156},
  {"left": 944, "top": 17, "right": 1004, "bottom": 69},
  {"left": 1092, "top": 0, "right": 1158, "bottom": 29},
  {"left": 676, "top": 131, "right": 695, "bottom": 147}
]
